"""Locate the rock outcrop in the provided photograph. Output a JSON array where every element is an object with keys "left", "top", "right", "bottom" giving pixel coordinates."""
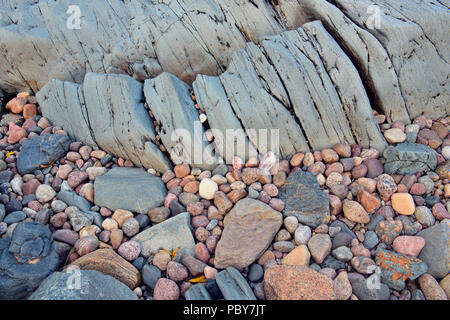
[{"left": 2, "top": 0, "right": 447, "bottom": 170}]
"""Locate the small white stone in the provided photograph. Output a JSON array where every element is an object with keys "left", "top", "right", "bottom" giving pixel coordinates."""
[
  {"left": 199, "top": 178, "right": 218, "bottom": 200},
  {"left": 199, "top": 113, "right": 207, "bottom": 123},
  {"left": 35, "top": 184, "right": 56, "bottom": 203},
  {"left": 10, "top": 175, "right": 23, "bottom": 195},
  {"left": 283, "top": 216, "right": 299, "bottom": 234},
  {"left": 294, "top": 225, "right": 312, "bottom": 245}
]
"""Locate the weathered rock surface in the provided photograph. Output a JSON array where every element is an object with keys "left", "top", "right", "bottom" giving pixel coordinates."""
[
  {"left": 279, "top": 170, "right": 330, "bottom": 227},
  {"left": 215, "top": 267, "right": 256, "bottom": 300},
  {"left": 185, "top": 283, "right": 212, "bottom": 300},
  {"left": 132, "top": 212, "right": 195, "bottom": 258},
  {"left": 28, "top": 270, "right": 138, "bottom": 300},
  {"left": 417, "top": 221, "right": 450, "bottom": 278},
  {"left": 264, "top": 265, "right": 335, "bottom": 300},
  {"left": 17, "top": 134, "right": 71, "bottom": 174},
  {"left": 0, "top": 222, "right": 59, "bottom": 299},
  {"left": 383, "top": 143, "right": 437, "bottom": 175},
  {"left": 214, "top": 199, "right": 282, "bottom": 270},
  {"left": 94, "top": 167, "right": 167, "bottom": 214},
  {"left": 65, "top": 248, "right": 141, "bottom": 289}
]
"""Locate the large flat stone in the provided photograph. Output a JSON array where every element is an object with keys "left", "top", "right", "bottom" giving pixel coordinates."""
[
  {"left": 94, "top": 167, "right": 167, "bottom": 214},
  {"left": 132, "top": 212, "right": 194, "bottom": 258},
  {"left": 214, "top": 199, "right": 283, "bottom": 270},
  {"left": 279, "top": 170, "right": 330, "bottom": 228},
  {"left": 417, "top": 221, "right": 450, "bottom": 278}
]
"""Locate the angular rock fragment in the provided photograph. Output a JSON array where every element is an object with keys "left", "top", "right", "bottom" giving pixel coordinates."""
[
  {"left": 215, "top": 267, "right": 256, "bottom": 300},
  {"left": 383, "top": 143, "right": 437, "bottom": 175}
]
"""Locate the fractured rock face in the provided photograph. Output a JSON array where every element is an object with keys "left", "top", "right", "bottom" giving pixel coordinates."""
[
  {"left": 383, "top": 143, "right": 437, "bottom": 175},
  {"left": 0, "top": 222, "right": 59, "bottom": 300},
  {"left": 279, "top": 170, "right": 330, "bottom": 228},
  {"left": 213, "top": 198, "right": 283, "bottom": 270}
]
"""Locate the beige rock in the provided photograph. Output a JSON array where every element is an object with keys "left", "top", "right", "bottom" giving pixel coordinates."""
[
  {"left": 282, "top": 245, "right": 310, "bottom": 266},
  {"left": 391, "top": 193, "right": 415, "bottom": 215},
  {"left": 342, "top": 200, "right": 370, "bottom": 224}
]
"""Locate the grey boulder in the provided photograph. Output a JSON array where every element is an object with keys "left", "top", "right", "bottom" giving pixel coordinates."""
[
  {"left": 16, "top": 134, "right": 71, "bottom": 174},
  {"left": 417, "top": 221, "right": 449, "bottom": 278},
  {"left": 28, "top": 270, "right": 138, "bottom": 300},
  {"left": 94, "top": 167, "right": 167, "bottom": 214},
  {"left": 132, "top": 212, "right": 194, "bottom": 258}
]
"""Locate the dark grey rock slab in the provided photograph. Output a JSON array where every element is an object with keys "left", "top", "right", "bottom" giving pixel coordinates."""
[
  {"left": 17, "top": 134, "right": 71, "bottom": 175},
  {"left": 215, "top": 267, "right": 256, "bottom": 300},
  {"left": 94, "top": 167, "right": 167, "bottom": 214},
  {"left": 383, "top": 143, "right": 437, "bottom": 175},
  {"left": 417, "top": 222, "right": 449, "bottom": 278},
  {"left": 185, "top": 284, "right": 213, "bottom": 300}
]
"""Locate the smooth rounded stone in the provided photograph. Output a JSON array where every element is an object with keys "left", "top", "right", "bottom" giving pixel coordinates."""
[
  {"left": 56, "top": 190, "right": 92, "bottom": 213},
  {"left": 432, "top": 203, "right": 450, "bottom": 220},
  {"left": 279, "top": 170, "right": 330, "bottom": 228},
  {"left": 110, "top": 229, "right": 123, "bottom": 249},
  {"left": 166, "top": 261, "right": 188, "bottom": 282},
  {"left": 412, "top": 289, "right": 426, "bottom": 300},
  {"left": 3, "top": 211, "right": 26, "bottom": 224},
  {"left": 213, "top": 191, "right": 233, "bottom": 214},
  {"left": 10, "top": 176, "right": 23, "bottom": 195},
  {"left": 148, "top": 206, "right": 170, "bottom": 224},
  {"left": 391, "top": 193, "right": 415, "bottom": 215},
  {"left": 284, "top": 216, "right": 299, "bottom": 234},
  {"left": 332, "top": 231, "right": 354, "bottom": 250},
  {"left": 153, "top": 251, "right": 172, "bottom": 271},
  {"left": 264, "top": 265, "right": 335, "bottom": 300},
  {"left": 0, "top": 222, "right": 59, "bottom": 299},
  {"left": 142, "top": 264, "right": 162, "bottom": 290},
  {"left": 135, "top": 214, "right": 150, "bottom": 230},
  {"left": 52, "top": 229, "right": 79, "bottom": 245},
  {"left": 35, "top": 184, "right": 56, "bottom": 203},
  {"left": 35, "top": 208, "right": 51, "bottom": 225},
  {"left": 118, "top": 241, "right": 141, "bottom": 261},
  {"left": 169, "top": 200, "right": 186, "bottom": 216},
  {"left": 342, "top": 200, "right": 370, "bottom": 224},
  {"left": 376, "top": 174, "right": 398, "bottom": 200},
  {"left": 425, "top": 195, "right": 440, "bottom": 207},
  {"left": 153, "top": 278, "right": 180, "bottom": 300},
  {"left": 215, "top": 267, "right": 256, "bottom": 300},
  {"left": 273, "top": 241, "right": 294, "bottom": 253},
  {"left": 199, "top": 178, "right": 218, "bottom": 200},
  {"left": 414, "top": 206, "right": 436, "bottom": 227},
  {"left": 418, "top": 274, "right": 448, "bottom": 300},
  {"left": 383, "top": 143, "right": 437, "bottom": 175},
  {"left": 281, "top": 245, "right": 311, "bottom": 267},
  {"left": 294, "top": 225, "right": 312, "bottom": 245},
  {"left": 333, "top": 271, "right": 352, "bottom": 301},
  {"left": 248, "top": 188, "right": 259, "bottom": 199},
  {"left": 122, "top": 218, "right": 140, "bottom": 237},
  {"left": 94, "top": 168, "right": 167, "bottom": 214},
  {"left": 332, "top": 246, "right": 353, "bottom": 262},
  {"left": 17, "top": 134, "right": 71, "bottom": 175},
  {"left": 79, "top": 225, "right": 101, "bottom": 238},
  {"left": 248, "top": 264, "right": 264, "bottom": 282},
  {"left": 363, "top": 231, "right": 379, "bottom": 249},
  {"left": 102, "top": 218, "right": 119, "bottom": 231},
  {"left": 67, "top": 248, "right": 141, "bottom": 289},
  {"left": 319, "top": 268, "right": 336, "bottom": 280},
  {"left": 375, "top": 219, "right": 403, "bottom": 245},
  {"left": 181, "top": 254, "right": 207, "bottom": 276},
  {"left": 307, "top": 234, "right": 332, "bottom": 264},
  {"left": 392, "top": 236, "right": 426, "bottom": 257},
  {"left": 417, "top": 222, "right": 449, "bottom": 278},
  {"left": 74, "top": 235, "right": 99, "bottom": 256},
  {"left": 275, "top": 229, "right": 292, "bottom": 242},
  {"left": 384, "top": 128, "right": 406, "bottom": 144},
  {"left": 28, "top": 270, "right": 138, "bottom": 300},
  {"left": 51, "top": 200, "right": 67, "bottom": 213},
  {"left": 214, "top": 199, "right": 282, "bottom": 270},
  {"left": 439, "top": 274, "right": 450, "bottom": 298},
  {"left": 205, "top": 219, "right": 218, "bottom": 231}
]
